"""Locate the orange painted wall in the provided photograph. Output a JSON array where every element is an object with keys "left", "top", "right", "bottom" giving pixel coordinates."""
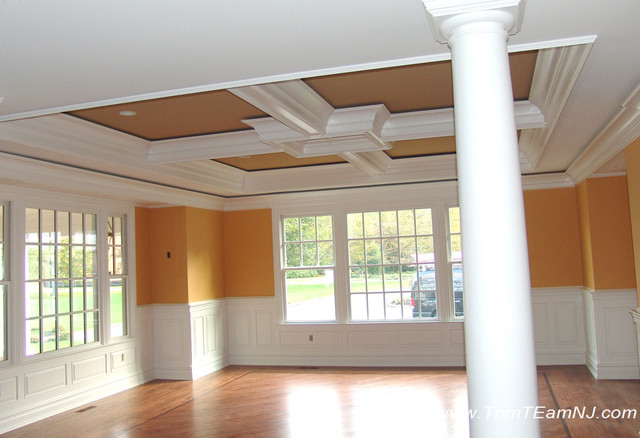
[
  {"left": 223, "top": 209, "right": 275, "bottom": 297},
  {"left": 185, "top": 207, "right": 225, "bottom": 302},
  {"left": 148, "top": 207, "right": 189, "bottom": 303},
  {"left": 577, "top": 176, "right": 636, "bottom": 291},
  {"left": 625, "top": 137, "right": 640, "bottom": 306},
  {"left": 523, "top": 188, "right": 583, "bottom": 287},
  {"left": 135, "top": 207, "right": 152, "bottom": 305}
]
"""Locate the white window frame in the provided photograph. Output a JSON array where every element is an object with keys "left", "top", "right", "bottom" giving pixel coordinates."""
[
  {"left": 0, "top": 190, "right": 135, "bottom": 364},
  {"left": 0, "top": 203, "right": 9, "bottom": 362},
  {"left": 272, "top": 184, "right": 461, "bottom": 325}
]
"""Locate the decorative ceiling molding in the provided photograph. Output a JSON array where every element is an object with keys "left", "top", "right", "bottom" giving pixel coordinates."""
[
  {"left": 148, "top": 130, "right": 280, "bottom": 163},
  {"left": 0, "top": 151, "right": 225, "bottom": 210},
  {"left": 567, "top": 81, "right": 640, "bottom": 184},
  {"left": 519, "top": 43, "right": 593, "bottom": 170},
  {"left": 229, "top": 80, "right": 334, "bottom": 136},
  {"left": 382, "top": 101, "right": 543, "bottom": 142}
]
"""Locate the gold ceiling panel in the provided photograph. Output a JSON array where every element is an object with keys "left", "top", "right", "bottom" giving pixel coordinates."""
[
  {"left": 215, "top": 153, "right": 346, "bottom": 171},
  {"left": 387, "top": 137, "right": 457, "bottom": 158},
  {"left": 69, "top": 90, "right": 266, "bottom": 140}
]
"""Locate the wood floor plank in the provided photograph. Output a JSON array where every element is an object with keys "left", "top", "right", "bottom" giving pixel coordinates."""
[{"left": 1, "top": 365, "right": 638, "bottom": 437}]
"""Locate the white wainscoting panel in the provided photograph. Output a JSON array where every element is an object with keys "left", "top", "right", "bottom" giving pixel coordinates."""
[
  {"left": 531, "top": 287, "right": 586, "bottom": 365},
  {"left": 0, "top": 305, "right": 156, "bottom": 435},
  {"left": 583, "top": 289, "right": 640, "bottom": 379},
  {"left": 228, "top": 290, "right": 589, "bottom": 368},
  {"left": 190, "top": 299, "right": 230, "bottom": 380}
]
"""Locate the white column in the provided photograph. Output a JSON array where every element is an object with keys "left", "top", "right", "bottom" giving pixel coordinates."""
[{"left": 425, "top": 2, "right": 539, "bottom": 437}]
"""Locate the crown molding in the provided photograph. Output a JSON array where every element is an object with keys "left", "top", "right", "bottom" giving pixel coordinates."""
[
  {"left": 521, "top": 172, "right": 574, "bottom": 190},
  {"left": 519, "top": 42, "right": 593, "bottom": 170},
  {"left": 229, "top": 80, "right": 334, "bottom": 136},
  {"left": 0, "top": 152, "right": 225, "bottom": 209},
  {"left": 567, "top": 81, "right": 640, "bottom": 184}
]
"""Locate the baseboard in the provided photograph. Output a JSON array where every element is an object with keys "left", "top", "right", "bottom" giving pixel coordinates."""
[
  {"left": 0, "top": 369, "right": 153, "bottom": 435},
  {"left": 229, "top": 354, "right": 466, "bottom": 368}
]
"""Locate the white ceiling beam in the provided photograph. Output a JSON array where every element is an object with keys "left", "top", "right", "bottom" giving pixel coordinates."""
[
  {"left": 147, "top": 130, "right": 281, "bottom": 164},
  {"left": 567, "top": 81, "right": 640, "bottom": 184},
  {"left": 339, "top": 150, "right": 391, "bottom": 176},
  {"left": 519, "top": 43, "right": 593, "bottom": 170},
  {"left": 229, "top": 80, "right": 334, "bottom": 136},
  {"left": 382, "top": 100, "right": 544, "bottom": 141}
]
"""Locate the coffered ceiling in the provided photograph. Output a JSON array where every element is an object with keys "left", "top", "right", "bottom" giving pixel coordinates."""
[{"left": 0, "top": 0, "right": 639, "bottom": 203}]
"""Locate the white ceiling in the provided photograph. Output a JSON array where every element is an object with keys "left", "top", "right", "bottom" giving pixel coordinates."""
[{"left": 0, "top": 0, "right": 639, "bottom": 203}]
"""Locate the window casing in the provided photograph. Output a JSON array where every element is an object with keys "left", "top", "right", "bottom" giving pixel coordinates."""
[
  {"left": 108, "top": 215, "right": 127, "bottom": 337},
  {"left": 0, "top": 204, "right": 7, "bottom": 361}
]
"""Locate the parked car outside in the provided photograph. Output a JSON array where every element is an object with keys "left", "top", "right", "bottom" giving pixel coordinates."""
[{"left": 411, "top": 264, "right": 463, "bottom": 318}]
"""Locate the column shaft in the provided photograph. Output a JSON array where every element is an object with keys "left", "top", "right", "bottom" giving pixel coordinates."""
[{"left": 447, "top": 14, "right": 540, "bottom": 438}]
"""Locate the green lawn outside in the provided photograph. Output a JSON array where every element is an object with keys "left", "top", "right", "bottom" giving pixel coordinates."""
[{"left": 287, "top": 276, "right": 414, "bottom": 302}]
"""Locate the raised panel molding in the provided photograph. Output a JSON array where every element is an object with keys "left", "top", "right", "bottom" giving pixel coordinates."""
[
  {"left": 71, "top": 355, "right": 107, "bottom": 383},
  {"left": 24, "top": 365, "right": 67, "bottom": 398},
  {"left": 583, "top": 289, "right": 640, "bottom": 379}
]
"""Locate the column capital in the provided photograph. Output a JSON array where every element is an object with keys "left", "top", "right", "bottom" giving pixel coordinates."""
[{"left": 423, "top": 0, "right": 526, "bottom": 44}]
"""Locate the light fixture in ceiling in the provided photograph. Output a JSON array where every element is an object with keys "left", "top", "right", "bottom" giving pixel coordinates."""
[{"left": 119, "top": 110, "right": 137, "bottom": 116}]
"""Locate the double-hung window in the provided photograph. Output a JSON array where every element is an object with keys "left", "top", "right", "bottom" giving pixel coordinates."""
[
  {"left": 447, "top": 207, "right": 464, "bottom": 318},
  {"left": 108, "top": 215, "right": 127, "bottom": 337},
  {"left": 347, "top": 209, "right": 435, "bottom": 321},
  {"left": 281, "top": 215, "right": 335, "bottom": 322},
  {"left": 25, "top": 208, "right": 99, "bottom": 355}
]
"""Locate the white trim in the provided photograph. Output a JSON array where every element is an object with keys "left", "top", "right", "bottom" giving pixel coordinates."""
[
  {"left": 568, "top": 81, "right": 640, "bottom": 184},
  {"left": 583, "top": 289, "right": 640, "bottom": 379}
]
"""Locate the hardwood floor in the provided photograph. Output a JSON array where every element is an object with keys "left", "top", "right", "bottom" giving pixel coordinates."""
[{"left": 2, "top": 365, "right": 639, "bottom": 437}]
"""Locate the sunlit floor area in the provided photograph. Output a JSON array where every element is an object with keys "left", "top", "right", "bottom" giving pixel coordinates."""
[{"left": 2, "top": 365, "right": 639, "bottom": 437}]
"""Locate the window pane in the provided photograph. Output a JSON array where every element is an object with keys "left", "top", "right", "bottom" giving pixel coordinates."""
[
  {"left": 383, "top": 265, "right": 400, "bottom": 291},
  {"left": 284, "top": 217, "right": 299, "bottom": 242},
  {"left": 57, "top": 211, "right": 70, "bottom": 243},
  {"left": 112, "top": 217, "right": 122, "bottom": 245},
  {"left": 417, "top": 236, "right": 434, "bottom": 258},
  {"left": 401, "top": 265, "right": 417, "bottom": 291},
  {"left": 363, "top": 212, "right": 380, "bottom": 238},
  {"left": 42, "top": 317, "right": 57, "bottom": 352},
  {"left": 300, "top": 217, "right": 316, "bottom": 241},
  {"left": 450, "top": 235, "right": 462, "bottom": 260},
  {"left": 350, "top": 294, "right": 367, "bottom": 321},
  {"left": 86, "top": 278, "right": 97, "bottom": 309},
  {"left": 85, "top": 214, "right": 97, "bottom": 245},
  {"left": 41, "top": 284, "right": 56, "bottom": 316},
  {"left": 301, "top": 242, "right": 317, "bottom": 267},
  {"left": 58, "top": 281, "right": 71, "bottom": 313},
  {"left": 381, "top": 238, "right": 399, "bottom": 264},
  {"left": 285, "top": 269, "right": 335, "bottom": 321},
  {"left": 57, "top": 245, "right": 70, "bottom": 278},
  {"left": 86, "top": 311, "right": 98, "bottom": 343},
  {"left": 25, "top": 282, "right": 40, "bottom": 318},
  {"left": 316, "top": 215, "right": 332, "bottom": 240},
  {"left": 25, "top": 208, "right": 39, "bottom": 243},
  {"left": 418, "top": 265, "right": 436, "bottom": 291},
  {"left": 415, "top": 209, "right": 433, "bottom": 235},
  {"left": 399, "top": 237, "right": 416, "bottom": 263},
  {"left": 72, "top": 280, "right": 84, "bottom": 311},
  {"left": 73, "top": 313, "right": 85, "bottom": 345},
  {"left": 453, "top": 263, "right": 464, "bottom": 317},
  {"left": 72, "top": 246, "right": 84, "bottom": 277},
  {"left": 348, "top": 240, "right": 364, "bottom": 266},
  {"left": 365, "top": 239, "right": 381, "bottom": 265},
  {"left": 365, "top": 267, "right": 382, "bottom": 292},
  {"left": 71, "top": 213, "right": 84, "bottom": 244},
  {"left": 347, "top": 213, "right": 363, "bottom": 239},
  {"left": 0, "top": 243, "right": 3, "bottom": 280},
  {"left": 42, "top": 245, "right": 55, "bottom": 279},
  {"left": 449, "top": 207, "right": 461, "bottom": 234},
  {"left": 86, "top": 246, "right": 97, "bottom": 275},
  {"left": 398, "top": 210, "right": 415, "bottom": 236},
  {"left": 26, "top": 319, "right": 41, "bottom": 356},
  {"left": 41, "top": 210, "right": 55, "bottom": 244},
  {"left": 25, "top": 245, "right": 40, "bottom": 280},
  {"left": 58, "top": 315, "right": 71, "bottom": 349},
  {"left": 318, "top": 241, "right": 334, "bottom": 266},
  {"left": 349, "top": 267, "right": 365, "bottom": 292},
  {"left": 367, "top": 293, "right": 384, "bottom": 320},
  {"left": 285, "top": 243, "right": 301, "bottom": 267},
  {"left": 380, "top": 211, "right": 397, "bottom": 237},
  {"left": 110, "top": 279, "right": 126, "bottom": 337},
  {"left": 385, "top": 292, "right": 403, "bottom": 319}
]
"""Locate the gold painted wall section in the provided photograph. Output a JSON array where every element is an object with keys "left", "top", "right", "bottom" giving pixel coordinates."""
[
  {"left": 223, "top": 209, "right": 275, "bottom": 297},
  {"left": 625, "top": 137, "right": 640, "bottom": 306},
  {"left": 524, "top": 188, "right": 583, "bottom": 287},
  {"left": 135, "top": 207, "right": 152, "bottom": 306},
  {"left": 186, "top": 207, "right": 225, "bottom": 302},
  {"left": 147, "top": 206, "right": 189, "bottom": 304},
  {"left": 577, "top": 176, "right": 636, "bottom": 291}
]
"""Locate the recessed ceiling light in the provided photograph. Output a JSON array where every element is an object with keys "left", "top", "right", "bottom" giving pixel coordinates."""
[{"left": 119, "top": 110, "right": 137, "bottom": 116}]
